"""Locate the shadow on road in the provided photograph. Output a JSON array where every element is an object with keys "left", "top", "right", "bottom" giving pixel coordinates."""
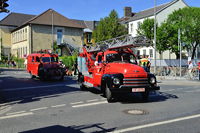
[
  {"left": 0, "top": 74, "right": 81, "bottom": 105},
  {"left": 19, "top": 124, "right": 115, "bottom": 133},
  {"left": 109, "top": 91, "right": 179, "bottom": 104}
]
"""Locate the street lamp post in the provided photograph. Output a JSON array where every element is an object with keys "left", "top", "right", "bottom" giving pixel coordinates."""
[
  {"left": 154, "top": 0, "right": 157, "bottom": 74},
  {"left": 0, "top": 26, "right": 1, "bottom": 61},
  {"left": 51, "top": 9, "right": 54, "bottom": 52},
  {"left": 178, "top": 29, "right": 182, "bottom": 78}
]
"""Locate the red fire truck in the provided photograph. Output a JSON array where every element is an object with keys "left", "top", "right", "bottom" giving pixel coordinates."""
[
  {"left": 26, "top": 50, "right": 65, "bottom": 81},
  {"left": 78, "top": 35, "right": 160, "bottom": 102}
]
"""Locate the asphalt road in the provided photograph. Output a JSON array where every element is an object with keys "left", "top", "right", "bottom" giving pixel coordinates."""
[{"left": 0, "top": 68, "right": 200, "bottom": 133}]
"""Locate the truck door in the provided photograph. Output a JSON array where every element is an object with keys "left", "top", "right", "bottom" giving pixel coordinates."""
[{"left": 93, "top": 55, "right": 104, "bottom": 85}]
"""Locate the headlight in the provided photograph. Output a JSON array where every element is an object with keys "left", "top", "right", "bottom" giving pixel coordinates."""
[
  {"left": 113, "top": 78, "right": 120, "bottom": 85},
  {"left": 150, "top": 77, "right": 156, "bottom": 84}
]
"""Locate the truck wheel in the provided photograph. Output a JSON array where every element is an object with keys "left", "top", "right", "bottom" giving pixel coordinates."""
[
  {"left": 38, "top": 68, "right": 45, "bottom": 81},
  {"left": 141, "top": 90, "right": 149, "bottom": 102},
  {"left": 80, "top": 83, "right": 87, "bottom": 91},
  {"left": 59, "top": 74, "right": 64, "bottom": 81},
  {"left": 30, "top": 72, "right": 36, "bottom": 79},
  {"left": 105, "top": 85, "right": 113, "bottom": 103}
]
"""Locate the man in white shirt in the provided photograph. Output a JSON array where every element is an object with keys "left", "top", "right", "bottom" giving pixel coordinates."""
[{"left": 188, "top": 61, "right": 194, "bottom": 79}]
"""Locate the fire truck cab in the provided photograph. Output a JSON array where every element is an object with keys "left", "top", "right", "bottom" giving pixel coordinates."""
[{"left": 27, "top": 50, "right": 65, "bottom": 80}]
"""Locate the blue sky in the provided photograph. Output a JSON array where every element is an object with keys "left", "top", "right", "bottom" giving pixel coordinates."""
[{"left": 0, "top": 0, "right": 199, "bottom": 21}]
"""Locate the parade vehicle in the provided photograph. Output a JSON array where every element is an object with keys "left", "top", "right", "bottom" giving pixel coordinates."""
[
  {"left": 78, "top": 35, "right": 160, "bottom": 102},
  {"left": 26, "top": 50, "right": 65, "bottom": 81}
]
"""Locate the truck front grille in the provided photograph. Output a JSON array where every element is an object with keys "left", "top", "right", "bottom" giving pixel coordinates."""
[{"left": 121, "top": 77, "right": 149, "bottom": 88}]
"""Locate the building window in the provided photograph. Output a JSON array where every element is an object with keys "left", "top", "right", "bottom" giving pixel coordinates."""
[
  {"left": 143, "top": 49, "right": 146, "bottom": 56},
  {"left": 137, "top": 50, "right": 140, "bottom": 57},
  {"left": 57, "top": 29, "right": 63, "bottom": 45},
  {"left": 25, "top": 28, "right": 27, "bottom": 40},
  {"left": 130, "top": 23, "right": 133, "bottom": 33},
  {"left": 87, "top": 33, "right": 92, "bottom": 43},
  {"left": 137, "top": 22, "right": 141, "bottom": 29},
  {"left": 149, "top": 49, "right": 153, "bottom": 58}
]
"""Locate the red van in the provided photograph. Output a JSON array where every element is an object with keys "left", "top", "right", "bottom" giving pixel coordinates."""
[{"left": 27, "top": 51, "right": 65, "bottom": 80}]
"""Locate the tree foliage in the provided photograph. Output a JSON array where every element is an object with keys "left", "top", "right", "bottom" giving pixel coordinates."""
[
  {"left": 167, "top": 7, "right": 200, "bottom": 59},
  {"left": 92, "top": 10, "right": 127, "bottom": 42},
  {"left": 137, "top": 18, "right": 155, "bottom": 44}
]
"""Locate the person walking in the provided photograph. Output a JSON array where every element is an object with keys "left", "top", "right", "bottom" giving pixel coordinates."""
[{"left": 188, "top": 61, "right": 194, "bottom": 79}]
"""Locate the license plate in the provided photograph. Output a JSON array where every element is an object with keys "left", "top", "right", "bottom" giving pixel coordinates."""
[{"left": 132, "top": 88, "right": 145, "bottom": 92}]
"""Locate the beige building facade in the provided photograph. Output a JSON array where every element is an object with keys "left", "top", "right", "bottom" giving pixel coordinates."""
[{"left": 0, "top": 9, "right": 86, "bottom": 59}]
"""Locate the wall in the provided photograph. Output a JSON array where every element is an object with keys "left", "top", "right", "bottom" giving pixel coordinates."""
[
  {"left": 32, "top": 25, "right": 83, "bottom": 53},
  {"left": 0, "top": 26, "right": 16, "bottom": 57},
  {"left": 11, "top": 26, "right": 30, "bottom": 58}
]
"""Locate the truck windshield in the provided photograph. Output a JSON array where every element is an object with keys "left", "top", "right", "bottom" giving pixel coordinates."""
[
  {"left": 41, "top": 57, "right": 58, "bottom": 63},
  {"left": 106, "top": 53, "right": 137, "bottom": 64}
]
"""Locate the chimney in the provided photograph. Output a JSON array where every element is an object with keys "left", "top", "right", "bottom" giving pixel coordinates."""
[{"left": 124, "top": 7, "right": 132, "bottom": 18}]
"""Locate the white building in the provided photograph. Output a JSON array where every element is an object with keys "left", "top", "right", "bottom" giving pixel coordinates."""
[{"left": 126, "top": 0, "right": 188, "bottom": 59}]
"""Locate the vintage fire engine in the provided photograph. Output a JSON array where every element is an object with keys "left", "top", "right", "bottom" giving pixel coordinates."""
[
  {"left": 26, "top": 50, "right": 65, "bottom": 81},
  {"left": 78, "top": 35, "right": 160, "bottom": 102}
]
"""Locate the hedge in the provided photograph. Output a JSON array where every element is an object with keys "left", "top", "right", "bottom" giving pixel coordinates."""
[{"left": 59, "top": 55, "right": 77, "bottom": 70}]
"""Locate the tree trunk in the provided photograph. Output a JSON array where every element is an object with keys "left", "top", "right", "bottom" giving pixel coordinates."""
[
  {"left": 191, "top": 43, "right": 199, "bottom": 59},
  {"left": 176, "top": 52, "right": 180, "bottom": 59}
]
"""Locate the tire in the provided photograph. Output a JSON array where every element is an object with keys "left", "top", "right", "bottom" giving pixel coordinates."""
[
  {"left": 58, "top": 75, "right": 64, "bottom": 81},
  {"left": 80, "top": 83, "right": 87, "bottom": 91},
  {"left": 105, "top": 85, "right": 113, "bottom": 103},
  {"left": 79, "top": 74, "right": 87, "bottom": 91},
  {"left": 141, "top": 90, "right": 149, "bottom": 102},
  {"left": 30, "top": 72, "right": 36, "bottom": 79},
  {"left": 38, "top": 67, "right": 46, "bottom": 81}
]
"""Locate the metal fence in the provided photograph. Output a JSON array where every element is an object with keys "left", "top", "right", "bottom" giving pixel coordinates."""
[{"left": 150, "top": 59, "right": 200, "bottom": 80}]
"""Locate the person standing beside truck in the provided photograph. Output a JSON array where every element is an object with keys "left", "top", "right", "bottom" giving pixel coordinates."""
[{"left": 139, "top": 55, "right": 150, "bottom": 72}]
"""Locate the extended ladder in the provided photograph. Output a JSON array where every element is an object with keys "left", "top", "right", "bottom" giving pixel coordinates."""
[{"left": 85, "top": 34, "right": 150, "bottom": 52}]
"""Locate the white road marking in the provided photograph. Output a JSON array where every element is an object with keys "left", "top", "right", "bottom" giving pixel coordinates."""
[
  {"left": 72, "top": 101, "right": 107, "bottom": 108},
  {"left": 30, "top": 107, "right": 48, "bottom": 112},
  {"left": 162, "top": 89, "right": 175, "bottom": 92},
  {"left": 32, "top": 94, "right": 61, "bottom": 100},
  {"left": 2, "top": 84, "right": 65, "bottom": 92},
  {"left": 0, "top": 105, "right": 12, "bottom": 115},
  {"left": 100, "top": 98, "right": 106, "bottom": 100},
  {"left": 185, "top": 90, "right": 200, "bottom": 93},
  {"left": 70, "top": 101, "right": 84, "bottom": 105},
  {"left": 6, "top": 111, "right": 26, "bottom": 116},
  {"left": 51, "top": 104, "right": 66, "bottom": 108},
  {"left": 87, "top": 99, "right": 99, "bottom": 102},
  {"left": 110, "top": 114, "right": 200, "bottom": 133},
  {"left": 0, "top": 112, "right": 33, "bottom": 120}
]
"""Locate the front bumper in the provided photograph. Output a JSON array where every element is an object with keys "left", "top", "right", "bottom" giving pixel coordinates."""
[
  {"left": 110, "top": 85, "right": 160, "bottom": 93},
  {"left": 46, "top": 68, "right": 65, "bottom": 76}
]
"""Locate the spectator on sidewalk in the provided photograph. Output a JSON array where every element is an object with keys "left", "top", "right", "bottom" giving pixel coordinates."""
[
  {"left": 188, "top": 61, "right": 194, "bottom": 79},
  {"left": 139, "top": 55, "right": 151, "bottom": 72}
]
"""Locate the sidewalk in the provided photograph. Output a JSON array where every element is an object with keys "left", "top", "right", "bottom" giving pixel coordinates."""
[{"left": 157, "top": 76, "right": 200, "bottom": 85}]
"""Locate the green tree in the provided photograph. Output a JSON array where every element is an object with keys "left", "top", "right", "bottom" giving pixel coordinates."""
[
  {"left": 137, "top": 18, "right": 155, "bottom": 45},
  {"left": 167, "top": 7, "right": 200, "bottom": 59},
  {"left": 93, "top": 10, "right": 127, "bottom": 42}
]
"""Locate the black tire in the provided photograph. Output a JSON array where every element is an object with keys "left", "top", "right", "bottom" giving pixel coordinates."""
[
  {"left": 79, "top": 74, "right": 87, "bottom": 91},
  {"left": 30, "top": 72, "right": 36, "bottom": 79},
  {"left": 59, "top": 75, "right": 64, "bottom": 81},
  {"left": 141, "top": 90, "right": 149, "bottom": 102},
  {"left": 38, "top": 67, "right": 46, "bottom": 81},
  {"left": 80, "top": 83, "right": 87, "bottom": 91},
  {"left": 105, "top": 85, "right": 113, "bottom": 103}
]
